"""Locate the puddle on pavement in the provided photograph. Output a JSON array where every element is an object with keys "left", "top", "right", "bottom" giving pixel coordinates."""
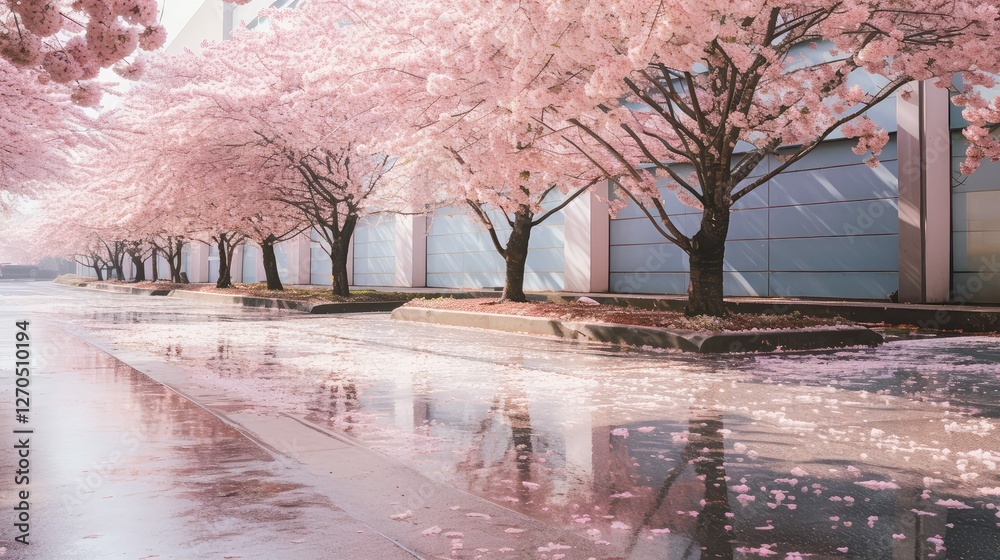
[{"left": 47, "top": 304, "right": 1000, "bottom": 558}]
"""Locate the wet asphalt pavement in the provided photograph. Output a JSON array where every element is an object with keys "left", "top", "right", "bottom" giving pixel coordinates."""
[{"left": 2, "top": 281, "right": 1000, "bottom": 559}]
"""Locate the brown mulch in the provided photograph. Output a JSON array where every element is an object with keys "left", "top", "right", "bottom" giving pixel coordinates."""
[
  {"left": 405, "top": 297, "right": 849, "bottom": 333},
  {"left": 98, "top": 280, "right": 415, "bottom": 303}
]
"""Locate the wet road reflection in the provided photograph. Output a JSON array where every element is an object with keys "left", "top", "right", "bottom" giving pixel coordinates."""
[
  {"left": 0, "top": 288, "right": 423, "bottom": 559},
  {"left": 6, "top": 282, "right": 1000, "bottom": 558}
]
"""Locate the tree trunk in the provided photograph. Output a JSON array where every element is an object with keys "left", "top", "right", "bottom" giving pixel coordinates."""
[
  {"left": 163, "top": 241, "right": 183, "bottom": 283},
  {"left": 216, "top": 235, "right": 233, "bottom": 289},
  {"left": 686, "top": 208, "right": 729, "bottom": 317},
  {"left": 113, "top": 260, "right": 125, "bottom": 281},
  {"left": 330, "top": 242, "right": 351, "bottom": 297},
  {"left": 500, "top": 206, "right": 534, "bottom": 303},
  {"left": 171, "top": 239, "right": 184, "bottom": 283},
  {"left": 130, "top": 253, "right": 145, "bottom": 282},
  {"left": 261, "top": 235, "right": 284, "bottom": 290},
  {"left": 166, "top": 258, "right": 179, "bottom": 283},
  {"left": 328, "top": 217, "right": 357, "bottom": 298},
  {"left": 91, "top": 260, "right": 104, "bottom": 281},
  {"left": 151, "top": 249, "right": 158, "bottom": 281}
]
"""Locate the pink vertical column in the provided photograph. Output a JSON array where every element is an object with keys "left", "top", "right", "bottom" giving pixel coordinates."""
[
  {"left": 346, "top": 232, "right": 355, "bottom": 287},
  {"left": 186, "top": 242, "right": 211, "bottom": 284},
  {"left": 395, "top": 214, "right": 427, "bottom": 288},
  {"left": 564, "top": 183, "right": 611, "bottom": 294},
  {"left": 230, "top": 244, "right": 244, "bottom": 284},
  {"left": 283, "top": 234, "right": 312, "bottom": 286},
  {"left": 897, "top": 81, "right": 951, "bottom": 303}
]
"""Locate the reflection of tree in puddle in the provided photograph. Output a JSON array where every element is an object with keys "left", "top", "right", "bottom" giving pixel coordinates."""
[
  {"left": 690, "top": 415, "right": 734, "bottom": 559},
  {"left": 309, "top": 374, "right": 363, "bottom": 433},
  {"left": 452, "top": 396, "right": 738, "bottom": 557},
  {"left": 455, "top": 383, "right": 553, "bottom": 513},
  {"left": 164, "top": 343, "right": 183, "bottom": 359},
  {"left": 449, "top": 394, "right": 999, "bottom": 558},
  {"left": 608, "top": 411, "right": 734, "bottom": 559}
]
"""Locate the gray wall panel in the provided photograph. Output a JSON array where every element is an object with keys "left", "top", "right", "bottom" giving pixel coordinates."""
[
  {"left": 732, "top": 183, "right": 769, "bottom": 210},
  {"left": 724, "top": 241, "right": 768, "bottom": 272},
  {"left": 953, "top": 191, "right": 1000, "bottom": 232},
  {"left": 241, "top": 245, "right": 259, "bottom": 283},
  {"left": 769, "top": 272, "right": 897, "bottom": 299},
  {"left": 953, "top": 232, "right": 1000, "bottom": 273},
  {"left": 355, "top": 273, "right": 395, "bottom": 286},
  {"left": 610, "top": 243, "right": 688, "bottom": 273},
  {"left": 610, "top": 215, "right": 700, "bottom": 245},
  {"left": 770, "top": 236, "right": 898, "bottom": 272},
  {"left": 274, "top": 242, "right": 292, "bottom": 283},
  {"left": 309, "top": 228, "right": 332, "bottom": 285},
  {"left": 953, "top": 273, "right": 1000, "bottom": 303},
  {"left": 780, "top": 138, "right": 898, "bottom": 172},
  {"left": 353, "top": 217, "right": 397, "bottom": 286},
  {"left": 769, "top": 162, "right": 898, "bottom": 206},
  {"left": 610, "top": 272, "right": 688, "bottom": 295},
  {"left": 728, "top": 209, "right": 769, "bottom": 240},
  {"left": 208, "top": 244, "right": 220, "bottom": 283},
  {"left": 725, "top": 272, "right": 769, "bottom": 297},
  {"left": 525, "top": 248, "right": 566, "bottom": 273},
  {"left": 309, "top": 246, "right": 332, "bottom": 286},
  {"left": 524, "top": 272, "right": 565, "bottom": 291},
  {"left": 354, "top": 256, "right": 395, "bottom": 275},
  {"left": 769, "top": 199, "right": 898, "bottom": 239}
]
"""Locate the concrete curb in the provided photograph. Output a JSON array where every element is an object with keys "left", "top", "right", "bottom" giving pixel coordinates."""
[
  {"left": 545, "top": 294, "right": 1000, "bottom": 333},
  {"left": 73, "top": 283, "right": 407, "bottom": 314},
  {"left": 166, "top": 288, "right": 316, "bottom": 311},
  {"left": 81, "top": 282, "right": 171, "bottom": 296},
  {"left": 307, "top": 301, "right": 407, "bottom": 314},
  {"left": 391, "top": 306, "right": 884, "bottom": 353}
]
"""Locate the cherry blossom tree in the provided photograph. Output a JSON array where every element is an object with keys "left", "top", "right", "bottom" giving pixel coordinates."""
[
  {"left": 85, "top": 2, "right": 400, "bottom": 296},
  {"left": 161, "top": 5, "right": 408, "bottom": 297},
  {"left": 0, "top": 0, "right": 258, "bottom": 208},
  {"left": 525, "top": 0, "right": 1000, "bottom": 315},
  {"left": 13, "top": 184, "right": 126, "bottom": 279},
  {"left": 0, "top": 0, "right": 165, "bottom": 211},
  {"left": 953, "top": 89, "right": 1000, "bottom": 175},
  {"left": 0, "top": 60, "right": 84, "bottom": 210},
  {"left": 124, "top": 239, "right": 153, "bottom": 282},
  {"left": 327, "top": 0, "right": 603, "bottom": 302},
  {"left": 0, "top": 0, "right": 171, "bottom": 105},
  {"left": 242, "top": 5, "right": 426, "bottom": 297}
]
